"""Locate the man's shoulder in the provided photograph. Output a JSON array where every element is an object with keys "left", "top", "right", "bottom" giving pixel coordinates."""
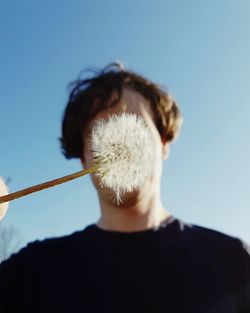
[
  {"left": 178, "top": 219, "right": 250, "bottom": 263},
  {"left": 0, "top": 225, "right": 94, "bottom": 268},
  {"left": 187, "top": 222, "right": 240, "bottom": 243},
  {"left": 181, "top": 219, "right": 243, "bottom": 247}
]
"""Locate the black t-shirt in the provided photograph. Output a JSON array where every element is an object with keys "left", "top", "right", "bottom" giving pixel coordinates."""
[{"left": 0, "top": 216, "right": 249, "bottom": 312}]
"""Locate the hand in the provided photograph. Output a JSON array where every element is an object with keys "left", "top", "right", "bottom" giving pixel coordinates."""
[{"left": 0, "top": 177, "right": 9, "bottom": 221}]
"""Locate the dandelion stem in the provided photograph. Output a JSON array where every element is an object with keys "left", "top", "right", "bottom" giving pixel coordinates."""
[{"left": 0, "top": 165, "right": 100, "bottom": 204}]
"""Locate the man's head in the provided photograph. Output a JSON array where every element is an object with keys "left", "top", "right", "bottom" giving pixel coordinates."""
[
  {"left": 60, "top": 63, "right": 183, "bottom": 204},
  {"left": 60, "top": 62, "right": 183, "bottom": 163}
]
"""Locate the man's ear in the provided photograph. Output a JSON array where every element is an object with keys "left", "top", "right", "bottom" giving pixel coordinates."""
[{"left": 161, "top": 136, "right": 170, "bottom": 160}]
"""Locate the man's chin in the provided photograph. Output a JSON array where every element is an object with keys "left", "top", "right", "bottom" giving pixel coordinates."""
[{"left": 97, "top": 186, "right": 141, "bottom": 208}]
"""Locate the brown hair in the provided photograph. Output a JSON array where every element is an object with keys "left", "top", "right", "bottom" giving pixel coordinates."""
[{"left": 60, "top": 62, "right": 183, "bottom": 160}]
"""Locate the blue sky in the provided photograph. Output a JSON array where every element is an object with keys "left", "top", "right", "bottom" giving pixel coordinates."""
[{"left": 0, "top": 0, "right": 249, "bottom": 249}]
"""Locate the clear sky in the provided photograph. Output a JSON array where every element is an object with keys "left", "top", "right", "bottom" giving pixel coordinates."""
[{"left": 0, "top": 0, "right": 249, "bottom": 250}]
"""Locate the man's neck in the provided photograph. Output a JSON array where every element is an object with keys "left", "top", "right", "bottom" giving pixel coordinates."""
[{"left": 96, "top": 188, "right": 171, "bottom": 233}]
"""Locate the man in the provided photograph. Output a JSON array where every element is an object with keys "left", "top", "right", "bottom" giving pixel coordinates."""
[{"left": 0, "top": 63, "right": 249, "bottom": 312}]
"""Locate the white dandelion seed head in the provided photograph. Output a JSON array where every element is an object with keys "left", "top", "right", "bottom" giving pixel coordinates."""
[{"left": 90, "top": 112, "right": 157, "bottom": 204}]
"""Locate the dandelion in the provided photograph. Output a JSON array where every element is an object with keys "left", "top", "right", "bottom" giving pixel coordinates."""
[{"left": 91, "top": 113, "right": 156, "bottom": 204}]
